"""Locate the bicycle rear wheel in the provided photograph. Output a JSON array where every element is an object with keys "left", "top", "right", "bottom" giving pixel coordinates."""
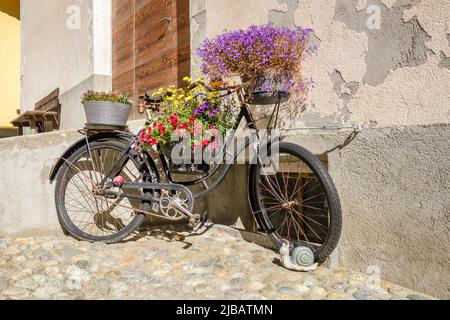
[
  {"left": 54, "top": 140, "right": 159, "bottom": 243},
  {"left": 250, "top": 142, "right": 342, "bottom": 263}
]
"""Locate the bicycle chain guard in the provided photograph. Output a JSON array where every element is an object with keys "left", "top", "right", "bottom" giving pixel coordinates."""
[{"left": 102, "top": 181, "right": 196, "bottom": 222}]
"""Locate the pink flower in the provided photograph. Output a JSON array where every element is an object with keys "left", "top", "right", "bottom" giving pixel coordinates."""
[{"left": 210, "top": 141, "right": 219, "bottom": 150}]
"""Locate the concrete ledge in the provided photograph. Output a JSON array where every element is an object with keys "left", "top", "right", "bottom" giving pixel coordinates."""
[{"left": 0, "top": 130, "right": 82, "bottom": 236}]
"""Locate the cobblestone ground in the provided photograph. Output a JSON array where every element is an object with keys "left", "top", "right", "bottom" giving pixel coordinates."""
[{"left": 0, "top": 225, "right": 435, "bottom": 300}]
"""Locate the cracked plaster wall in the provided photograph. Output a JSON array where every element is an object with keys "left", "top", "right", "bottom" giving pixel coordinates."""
[
  {"left": 191, "top": 0, "right": 450, "bottom": 128},
  {"left": 190, "top": 0, "right": 450, "bottom": 298}
]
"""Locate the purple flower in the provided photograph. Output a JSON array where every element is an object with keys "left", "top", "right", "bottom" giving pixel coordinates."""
[
  {"left": 197, "top": 24, "right": 314, "bottom": 79},
  {"left": 197, "top": 24, "right": 315, "bottom": 95}
]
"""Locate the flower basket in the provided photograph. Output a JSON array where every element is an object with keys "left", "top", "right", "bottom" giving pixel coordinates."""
[
  {"left": 83, "top": 102, "right": 132, "bottom": 128},
  {"left": 160, "top": 141, "right": 210, "bottom": 174},
  {"left": 82, "top": 91, "right": 132, "bottom": 129},
  {"left": 243, "top": 73, "right": 292, "bottom": 105},
  {"left": 136, "top": 77, "right": 237, "bottom": 172},
  {"left": 197, "top": 24, "right": 316, "bottom": 104}
]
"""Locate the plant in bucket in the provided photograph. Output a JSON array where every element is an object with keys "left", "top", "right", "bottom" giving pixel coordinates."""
[
  {"left": 82, "top": 91, "right": 133, "bottom": 129},
  {"left": 137, "top": 77, "right": 237, "bottom": 174},
  {"left": 197, "top": 24, "right": 316, "bottom": 105}
]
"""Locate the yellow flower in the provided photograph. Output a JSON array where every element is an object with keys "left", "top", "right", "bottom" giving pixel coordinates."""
[
  {"left": 182, "top": 76, "right": 192, "bottom": 83},
  {"left": 185, "top": 96, "right": 193, "bottom": 102}
]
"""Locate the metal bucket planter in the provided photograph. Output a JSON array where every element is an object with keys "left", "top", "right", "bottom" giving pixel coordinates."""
[
  {"left": 243, "top": 73, "right": 292, "bottom": 105},
  {"left": 83, "top": 101, "right": 132, "bottom": 128},
  {"left": 161, "top": 141, "right": 210, "bottom": 175}
]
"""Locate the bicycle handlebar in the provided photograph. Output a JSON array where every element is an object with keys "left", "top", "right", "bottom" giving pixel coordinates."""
[
  {"left": 140, "top": 81, "right": 242, "bottom": 106},
  {"left": 188, "top": 81, "right": 242, "bottom": 93}
]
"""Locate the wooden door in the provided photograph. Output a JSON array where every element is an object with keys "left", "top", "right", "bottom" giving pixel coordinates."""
[{"left": 112, "top": 0, "right": 190, "bottom": 120}]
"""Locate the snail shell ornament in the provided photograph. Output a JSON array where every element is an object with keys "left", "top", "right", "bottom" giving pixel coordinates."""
[
  {"left": 292, "top": 247, "right": 315, "bottom": 266},
  {"left": 279, "top": 241, "right": 318, "bottom": 272}
]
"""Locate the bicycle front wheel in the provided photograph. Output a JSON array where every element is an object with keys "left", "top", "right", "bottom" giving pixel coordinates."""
[{"left": 250, "top": 142, "right": 342, "bottom": 263}]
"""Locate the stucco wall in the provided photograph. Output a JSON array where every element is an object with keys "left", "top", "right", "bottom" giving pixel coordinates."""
[
  {"left": 191, "top": 0, "right": 450, "bottom": 128},
  {"left": 206, "top": 124, "right": 450, "bottom": 299},
  {"left": 20, "top": 0, "right": 112, "bottom": 118},
  {"left": 189, "top": 0, "right": 450, "bottom": 298},
  {"left": 332, "top": 124, "right": 450, "bottom": 300},
  {"left": 0, "top": 1, "right": 20, "bottom": 128},
  {"left": 59, "top": 74, "right": 112, "bottom": 130},
  {"left": 0, "top": 131, "right": 81, "bottom": 236}
]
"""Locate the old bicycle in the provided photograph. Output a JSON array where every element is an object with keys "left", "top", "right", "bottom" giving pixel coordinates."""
[{"left": 49, "top": 83, "right": 342, "bottom": 263}]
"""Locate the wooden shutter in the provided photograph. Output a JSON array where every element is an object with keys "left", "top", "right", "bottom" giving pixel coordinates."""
[{"left": 112, "top": 0, "right": 190, "bottom": 120}]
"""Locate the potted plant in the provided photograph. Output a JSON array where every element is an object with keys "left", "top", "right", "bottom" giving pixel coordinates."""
[
  {"left": 197, "top": 24, "right": 316, "bottom": 104},
  {"left": 81, "top": 91, "right": 132, "bottom": 128},
  {"left": 137, "top": 77, "right": 236, "bottom": 173}
]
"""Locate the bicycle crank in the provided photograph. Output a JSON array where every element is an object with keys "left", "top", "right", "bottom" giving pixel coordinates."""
[
  {"left": 159, "top": 189, "right": 200, "bottom": 225},
  {"left": 101, "top": 181, "right": 198, "bottom": 223}
]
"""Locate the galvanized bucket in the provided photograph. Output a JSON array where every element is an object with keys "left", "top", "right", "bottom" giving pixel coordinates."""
[{"left": 83, "top": 101, "right": 132, "bottom": 127}]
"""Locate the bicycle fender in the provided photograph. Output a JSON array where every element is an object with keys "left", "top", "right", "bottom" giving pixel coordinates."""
[{"left": 48, "top": 131, "right": 135, "bottom": 183}]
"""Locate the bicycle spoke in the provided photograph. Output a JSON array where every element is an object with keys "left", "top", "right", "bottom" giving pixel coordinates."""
[
  {"left": 60, "top": 146, "right": 152, "bottom": 239},
  {"left": 256, "top": 149, "right": 333, "bottom": 253}
]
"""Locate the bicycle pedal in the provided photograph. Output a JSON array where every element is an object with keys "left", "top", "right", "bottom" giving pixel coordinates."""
[{"left": 188, "top": 214, "right": 202, "bottom": 227}]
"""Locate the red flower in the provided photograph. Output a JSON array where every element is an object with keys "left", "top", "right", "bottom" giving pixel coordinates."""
[
  {"left": 157, "top": 124, "right": 167, "bottom": 135},
  {"left": 201, "top": 139, "right": 210, "bottom": 148},
  {"left": 179, "top": 122, "right": 190, "bottom": 131},
  {"left": 169, "top": 115, "right": 179, "bottom": 129}
]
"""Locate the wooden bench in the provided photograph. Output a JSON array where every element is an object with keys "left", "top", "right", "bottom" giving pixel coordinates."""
[{"left": 11, "top": 88, "right": 61, "bottom": 135}]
